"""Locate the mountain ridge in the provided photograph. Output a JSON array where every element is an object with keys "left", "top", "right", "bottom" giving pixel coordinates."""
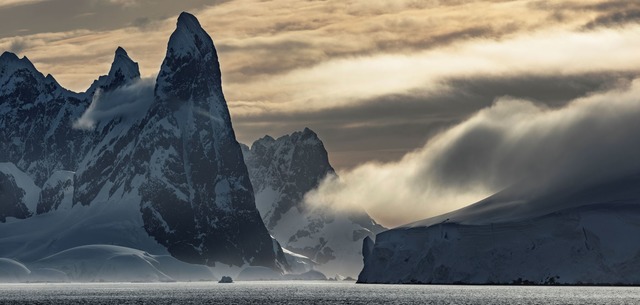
[{"left": 0, "top": 12, "right": 282, "bottom": 275}]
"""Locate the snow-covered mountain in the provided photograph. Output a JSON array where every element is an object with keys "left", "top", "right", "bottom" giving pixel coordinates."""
[
  {"left": 73, "top": 12, "right": 277, "bottom": 268},
  {"left": 358, "top": 173, "right": 640, "bottom": 284},
  {"left": 86, "top": 46, "right": 141, "bottom": 95},
  {"left": 0, "top": 51, "right": 89, "bottom": 187},
  {"left": 0, "top": 12, "right": 283, "bottom": 281},
  {"left": 242, "top": 128, "right": 385, "bottom": 277}
]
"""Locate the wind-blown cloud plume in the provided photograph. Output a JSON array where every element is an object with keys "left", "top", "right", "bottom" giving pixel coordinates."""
[
  {"left": 305, "top": 79, "right": 640, "bottom": 227},
  {"left": 2, "top": 0, "right": 639, "bottom": 170},
  {"left": 74, "top": 78, "right": 155, "bottom": 130}
]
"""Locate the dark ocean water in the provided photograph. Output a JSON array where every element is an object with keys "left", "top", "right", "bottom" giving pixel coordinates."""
[{"left": 0, "top": 282, "right": 639, "bottom": 304}]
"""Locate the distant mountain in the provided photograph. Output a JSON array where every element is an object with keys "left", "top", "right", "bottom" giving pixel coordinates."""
[
  {"left": 0, "top": 12, "right": 283, "bottom": 280},
  {"left": 242, "top": 128, "right": 385, "bottom": 277},
  {"left": 358, "top": 173, "right": 640, "bottom": 284}
]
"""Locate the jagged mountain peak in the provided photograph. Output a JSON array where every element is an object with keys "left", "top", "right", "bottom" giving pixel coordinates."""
[
  {"left": 156, "top": 11, "right": 222, "bottom": 104},
  {"left": 251, "top": 135, "right": 276, "bottom": 150},
  {"left": 0, "top": 51, "right": 20, "bottom": 63},
  {"left": 251, "top": 128, "right": 323, "bottom": 153},
  {"left": 115, "top": 46, "right": 128, "bottom": 56},
  {"left": 0, "top": 51, "right": 57, "bottom": 99},
  {"left": 291, "top": 127, "right": 322, "bottom": 143},
  {"left": 86, "top": 47, "right": 140, "bottom": 94},
  {"left": 177, "top": 12, "right": 202, "bottom": 31},
  {"left": 0, "top": 52, "right": 41, "bottom": 78},
  {"left": 302, "top": 127, "right": 316, "bottom": 135},
  {"left": 170, "top": 12, "right": 214, "bottom": 57},
  {"left": 109, "top": 46, "right": 140, "bottom": 80}
]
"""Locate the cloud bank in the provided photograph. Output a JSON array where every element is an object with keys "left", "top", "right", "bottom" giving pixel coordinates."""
[
  {"left": 2, "top": 0, "right": 639, "bottom": 172},
  {"left": 305, "top": 79, "right": 640, "bottom": 227}
]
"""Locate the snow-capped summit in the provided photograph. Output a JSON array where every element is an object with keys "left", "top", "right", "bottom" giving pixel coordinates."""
[
  {"left": 109, "top": 47, "right": 140, "bottom": 82},
  {"left": 86, "top": 47, "right": 140, "bottom": 94},
  {"left": 155, "top": 11, "right": 222, "bottom": 103},
  {"left": 168, "top": 12, "right": 215, "bottom": 58}
]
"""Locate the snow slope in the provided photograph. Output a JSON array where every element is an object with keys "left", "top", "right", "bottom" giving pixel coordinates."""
[
  {"left": 0, "top": 198, "right": 168, "bottom": 262},
  {"left": 359, "top": 173, "right": 640, "bottom": 284},
  {"left": 0, "top": 245, "right": 215, "bottom": 283},
  {"left": 32, "top": 245, "right": 215, "bottom": 282}
]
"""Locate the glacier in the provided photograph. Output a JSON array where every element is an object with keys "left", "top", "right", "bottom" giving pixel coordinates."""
[{"left": 358, "top": 173, "right": 640, "bottom": 284}]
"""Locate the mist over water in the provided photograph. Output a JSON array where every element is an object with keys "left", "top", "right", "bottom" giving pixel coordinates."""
[{"left": 1, "top": 282, "right": 639, "bottom": 305}]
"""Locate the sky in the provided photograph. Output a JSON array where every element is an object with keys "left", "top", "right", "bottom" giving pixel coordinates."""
[{"left": 1, "top": 0, "right": 639, "bottom": 226}]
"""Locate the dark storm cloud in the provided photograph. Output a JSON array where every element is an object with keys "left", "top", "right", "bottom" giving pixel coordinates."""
[
  {"left": 0, "top": 0, "right": 229, "bottom": 38},
  {"left": 583, "top": 9, "right": 640, "bottom": 30},
  {"left": 233, "top": 71, "right": 640, "bottom": 169}
]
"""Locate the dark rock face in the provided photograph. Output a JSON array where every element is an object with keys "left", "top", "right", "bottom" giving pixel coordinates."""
[
  {"left": 36, "top": 171, "right": 74, "bottom": 214},
  {"left": 243, "top": 128, "right": 335, "bottom": 230},
  {"left": 139, "top": 12, "right": 275, "bottom": 267},
  {"left": 0, "top": 169, "right": 30, "bottom": 222},
  {"left": 361, "top": 236, "right": 374, "bottom": 264}
]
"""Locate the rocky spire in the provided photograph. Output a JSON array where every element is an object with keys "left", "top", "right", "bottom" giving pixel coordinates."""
[
  {"left": 86, "top": 47, "right": 140, "bottom": 94},
  {"left": 155, "top": 12, "right": 222, "bottom": 103}
]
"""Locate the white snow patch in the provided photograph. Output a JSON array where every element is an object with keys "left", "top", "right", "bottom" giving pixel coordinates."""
[{"left": 0, "top": 162, "right": 40, "bottom": 213}]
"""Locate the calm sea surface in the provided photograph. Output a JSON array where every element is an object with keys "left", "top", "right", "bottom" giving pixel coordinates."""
[{"left": 0, "top": 282, "right": 639, "bottom": 304}]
